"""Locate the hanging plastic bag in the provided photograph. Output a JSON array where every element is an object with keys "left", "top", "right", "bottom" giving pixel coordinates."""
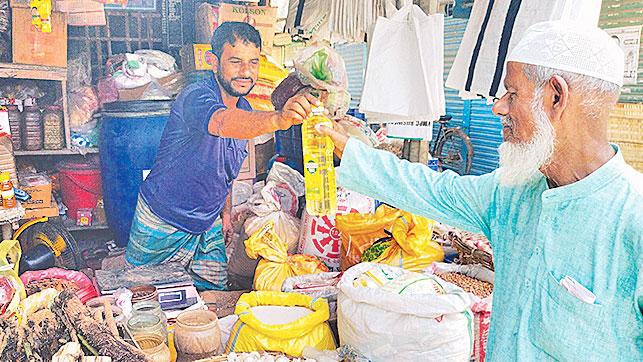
[
  {"left": 225, "top": 291, "right": 336, "bottom": 357},
  {"left": 294, "top": 45, "right": 351, "bottom": 117},
  {"left": 360, "top": 5, "right": 445, "bottom": 122},
  {"left": 245, "top": 222, "right": 328, "bottom": 291}
]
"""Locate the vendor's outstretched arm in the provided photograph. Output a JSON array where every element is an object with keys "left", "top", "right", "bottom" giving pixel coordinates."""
[
  {"left": 208, "top": 93, "right": 319, "bottom": 139},
  {"left": 338, "top": 138, "right": 497, "bottom": 237}
]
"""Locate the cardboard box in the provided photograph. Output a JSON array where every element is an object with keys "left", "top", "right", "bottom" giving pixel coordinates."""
[
  {"left": 56, "top": 0, "right": 106, "bottom": 26},
  {"left": 12, "top": 7, "right": 67, "bottom": 67},
  {"left": 23, "top": 200, "right": 59, "bottom": 219},
  {"left": 19, "top": 173, "right": 52, "bottom": 209},
  {"left": 180, "top": 44, "right": 215, "bottom": 72},
  {"left": 218, "top": 4, "right": 277, "bottom": 54},
  {"left": 236, "top": 140, "right": 256, "bottom": 181}
]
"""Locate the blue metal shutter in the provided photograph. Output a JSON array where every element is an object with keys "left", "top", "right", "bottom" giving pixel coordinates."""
[
  {"left": 440, "top": 17, "right": 502, "bottom": 175},
  {"left": 335, "top": 42, "right": 368, "bottom": 109}
]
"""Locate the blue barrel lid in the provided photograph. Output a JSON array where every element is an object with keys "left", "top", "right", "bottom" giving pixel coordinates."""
[{"left": 101, "top": 100, "right": 174, "bottom": 117}]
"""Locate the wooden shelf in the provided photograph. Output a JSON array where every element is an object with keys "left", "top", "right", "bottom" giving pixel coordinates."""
[
  {"left": 0, "top": 62, "right": 67, "bottom": 81},
  {"left": 63, "top": 218, "right": 109, "bottom": 232},
  {"left": 14, "top": 148, "right": 99, "bottom": 156}
]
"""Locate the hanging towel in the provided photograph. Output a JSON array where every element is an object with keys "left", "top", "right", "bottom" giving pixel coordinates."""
[{"left": 445, "top": 0, "right": 602, "bottom": 100}]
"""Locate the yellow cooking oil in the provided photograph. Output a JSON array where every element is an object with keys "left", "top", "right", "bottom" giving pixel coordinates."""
[{"left": 302, "top": 105, "right": 337, "bottom": 216}]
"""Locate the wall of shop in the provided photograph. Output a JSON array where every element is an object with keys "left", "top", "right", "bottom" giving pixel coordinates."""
[{"left": 600, "top": 0, "right": 643, "bottom": 103}]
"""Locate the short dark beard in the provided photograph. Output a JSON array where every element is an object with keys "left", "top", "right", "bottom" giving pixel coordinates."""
[{"left": 216, "top": 70, "right": 254, "bottom": 97}]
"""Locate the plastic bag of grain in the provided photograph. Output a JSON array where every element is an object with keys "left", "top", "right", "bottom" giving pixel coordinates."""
[
  {"left": 338, "top": 263, "right": 474, "bottom": 362},
  {"left": 225, "top": 291, "right": 336, "bottom": 357}
]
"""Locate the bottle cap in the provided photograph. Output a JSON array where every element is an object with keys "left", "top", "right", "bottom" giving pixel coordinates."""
[
  {"left": 0, "top": 172, "right": 10, "bottom": 183},
  {"left": 311, "top": 105, "right": 326, "bottom": 116}
]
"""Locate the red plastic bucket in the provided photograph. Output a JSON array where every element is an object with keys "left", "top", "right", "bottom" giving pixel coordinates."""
[{"left": 59, "top": 161, "right": 102, "bottom": 220}]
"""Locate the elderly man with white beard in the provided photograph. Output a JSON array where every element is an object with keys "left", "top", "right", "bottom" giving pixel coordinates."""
[{"left": 318, "top": 21, "right": 642, "bottom": 361}]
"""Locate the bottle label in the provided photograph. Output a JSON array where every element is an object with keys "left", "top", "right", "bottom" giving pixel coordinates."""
[
  {"left": 1, "top": 190, "right": 14, "bottom": 199},
  {"left": 305, "top": 160, "right": 318, "bottom": 175}
]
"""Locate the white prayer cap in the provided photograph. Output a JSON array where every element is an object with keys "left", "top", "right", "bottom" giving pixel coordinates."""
[{"left": 507, "top": 20, "right": 624, "bottom": 86}]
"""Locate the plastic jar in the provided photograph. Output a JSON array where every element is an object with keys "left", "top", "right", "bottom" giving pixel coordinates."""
[
  {"left": 43, "top": 106, "right": 65, "bottom": 149},
  {"left": 126, "top": 312, "right": 167, "bottom": 343},
  {"left": 173, "top": 310, "right": 221, "bottom": 357},
  {"left": 132, "top": 301, "right": 167, "bottom": 327},
  {"left": 135, "top": 333, "right": 171, "bottom": 362},
  {"left": 22, "top": 106, "right": 43, "bottom": 150},
  {"left": 0, "top": 172, "right": 16, "bottom": 208},
  {"left": 7, "top": 105, "right": 22, "bottom": 150}
]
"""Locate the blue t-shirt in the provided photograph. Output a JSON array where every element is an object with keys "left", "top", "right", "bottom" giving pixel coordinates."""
[{"left": 140, "top": 74, "right": 251, "bottom": 234}]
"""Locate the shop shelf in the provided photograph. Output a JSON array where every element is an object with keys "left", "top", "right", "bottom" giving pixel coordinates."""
[{"left": 14, "top": 148, "right": 99, "bottom": 156}]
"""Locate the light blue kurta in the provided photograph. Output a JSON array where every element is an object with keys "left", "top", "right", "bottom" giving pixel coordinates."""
[{"left": 338, "top": 138, "right": 642, "bottom": 361}]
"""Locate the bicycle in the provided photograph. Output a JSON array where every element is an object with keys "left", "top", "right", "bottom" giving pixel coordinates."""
[{"left": 431, "top": 115, "right": 474, "bottom": 175}]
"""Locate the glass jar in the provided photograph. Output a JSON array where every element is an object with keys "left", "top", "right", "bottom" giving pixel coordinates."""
[
  {"left": 6, "top": 105, "right": 22, "bottom": 150},
  {"left": 173, "top": 310, "right": 221, "bottom": 356},
  {"left": 22, "top": 106, "right": 43, "bottom": 151},
  {"left": 134, "top": 333, "right": 171, "bottom": 362},
  {"left": 126, "top": 312, "right": 167, "bottom": 343},
  {"left": 43, "top": 105, "right": 64, "bottom": 150},
  {"left": 132, "top": 301, "right": 167, "bottom": 327}
]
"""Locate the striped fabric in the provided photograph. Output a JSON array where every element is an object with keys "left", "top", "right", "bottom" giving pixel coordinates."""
[
  {"left": 445, "top": 0, "right": 602, "bottom": 100},
  {"left": 125, "top": 196, "right": 228, "bottom": 290}
]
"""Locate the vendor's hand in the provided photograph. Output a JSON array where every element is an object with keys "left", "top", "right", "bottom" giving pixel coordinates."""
[
  {"left": 316, "top": 121, "right": 349, "bottom": 159},
  {"left": 222, "top": 216, "right": 234, "bottom": 247},
  {"left": 276, "top": 93, "right": 320, "bottom": 129}
]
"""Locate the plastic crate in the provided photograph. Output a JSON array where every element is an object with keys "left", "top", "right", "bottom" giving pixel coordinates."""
[{"left": 275, "top": 124, "right": 304, "bottom": 173}]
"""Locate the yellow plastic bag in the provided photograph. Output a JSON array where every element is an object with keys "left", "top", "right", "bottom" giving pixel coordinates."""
[
  {"left": 336, "top": 205, "right": 402, "bottom": 271},
  {"left": 225, "top": 291, "right": 336, "bottom": 357},
  {"left": 245, "top": 222, "right": 328, "bottom": 291},
  {"left": 247, "top": 55, "right": 289, "bottom": 111},
  {"left": 336, "top": 206, "right": 444, "bottom": 272},
  {"left": 17, "top": 287, "right": 59, "bottom": 325},
  {"left": 0, "top": 239, "right": 26, "bottom": 318},
  {"left": 373, "top": 212, "right": 444, "bottom": 271}
]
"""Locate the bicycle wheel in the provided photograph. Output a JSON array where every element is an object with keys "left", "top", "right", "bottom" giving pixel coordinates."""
[{"left": 434, "top": 128, "right": 474, "bottom": 175}]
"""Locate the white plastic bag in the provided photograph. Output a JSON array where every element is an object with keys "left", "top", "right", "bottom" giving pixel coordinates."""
[
  {"left": 360, "top": 4, "right": 445, "bottom": 123},
  {"left": 243, "top": 163, "right": 305, "bottom": 253},
  {"left": 338, "top": 263, "right": 474, "bottom": 362}
]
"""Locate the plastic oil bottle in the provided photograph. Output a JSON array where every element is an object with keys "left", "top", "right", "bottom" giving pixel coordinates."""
[{"left": 302, "top": 105, "right": 337, "bottom": 216}]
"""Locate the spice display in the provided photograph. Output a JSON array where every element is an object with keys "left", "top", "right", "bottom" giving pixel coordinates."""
[
  {"left": 43, "top": 105, "right": 65, "bottom": 149},
  {"left": 22, "top": 106, "right": 43, "bottom": 150},
  {"left": 7, "top": 105, "right": 22, "bottom": 150},
  {"left": 437, "top": 272, "right": 493, "bottom": 298}
]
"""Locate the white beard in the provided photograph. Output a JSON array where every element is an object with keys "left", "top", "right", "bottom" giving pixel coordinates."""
[{"left": 497, "top": 93, "right": 555, "bottom": 186}]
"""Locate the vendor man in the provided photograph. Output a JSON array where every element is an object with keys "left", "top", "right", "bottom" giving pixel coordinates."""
[
  {"left": 125, "top": 22, "right": 318, "bottom": 290},
  {"left": 319, "top": 21, "right": 642, "bottom": 360}
]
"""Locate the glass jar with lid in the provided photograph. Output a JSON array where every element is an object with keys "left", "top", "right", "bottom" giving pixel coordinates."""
[
  {"left": 132, "top": 300, "right": 167, "bottom": 327},
  {"left": 126, "top": 312, "right": 167, "bottom": 343}
]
